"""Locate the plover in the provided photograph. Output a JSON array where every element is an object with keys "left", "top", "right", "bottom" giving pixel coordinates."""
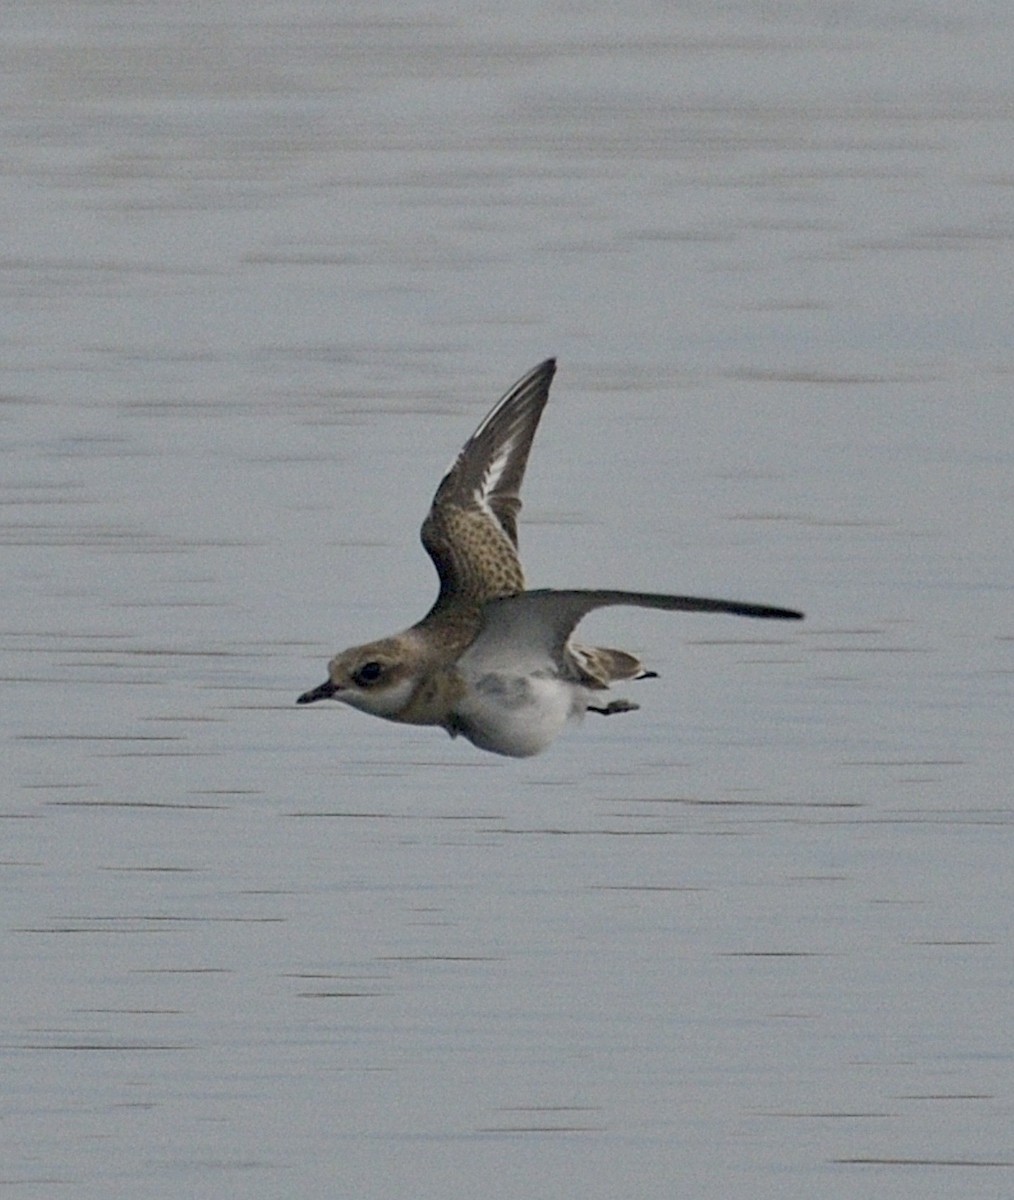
[{"left": 298, "top": 359, "right": 802, "bottom": 756}]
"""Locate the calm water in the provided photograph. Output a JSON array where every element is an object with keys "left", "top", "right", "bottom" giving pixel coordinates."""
[{"left": 2, "top": 3, "right": 1012, "bottom": 1198}]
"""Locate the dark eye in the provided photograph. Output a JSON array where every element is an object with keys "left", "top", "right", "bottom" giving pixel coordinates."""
[{"left": 353, "top": 661, "right": 384, "bottom": 686}]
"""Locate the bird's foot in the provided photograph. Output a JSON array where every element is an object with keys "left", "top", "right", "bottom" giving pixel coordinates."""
[{"left": 588, "top": 698, "right": 640, "bottom": 717}]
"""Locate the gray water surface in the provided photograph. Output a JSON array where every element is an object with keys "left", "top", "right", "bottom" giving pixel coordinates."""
[{"left": 2, "top": 3, "right": 1012, "bottom": 1198}]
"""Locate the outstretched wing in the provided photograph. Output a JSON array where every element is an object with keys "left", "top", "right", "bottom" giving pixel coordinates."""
[
  {"left": 460, "top": 588, "right": 804, "bottom": 675},
  {"left": 419, "top": 359, "right": 556, "bottom": 620}
]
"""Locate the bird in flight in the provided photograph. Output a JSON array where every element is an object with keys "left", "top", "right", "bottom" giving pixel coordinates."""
[{"left": 298, "top": 359, "right": 802, "bottom": 756}]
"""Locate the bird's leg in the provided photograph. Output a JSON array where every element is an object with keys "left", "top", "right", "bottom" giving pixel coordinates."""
[{"left": 588, "top": 698, "right": 640, "bottom": 717}]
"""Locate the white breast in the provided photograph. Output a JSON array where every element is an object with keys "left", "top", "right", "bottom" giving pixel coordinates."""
[{"left": 451, "top": 671, "right": 585, "bottom": 758}]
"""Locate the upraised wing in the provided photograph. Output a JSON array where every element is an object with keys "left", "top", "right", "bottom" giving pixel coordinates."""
[{"left": 419, "top": 359, "right": 556, "bottom": 621}]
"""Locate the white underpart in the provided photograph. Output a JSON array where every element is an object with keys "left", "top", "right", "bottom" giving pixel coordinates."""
[
  {"left": 452, "top": 671, "right": 589, "bottom": 758},
  {"left": 337, "top": 676, "right": 416, "bottom": 720}
]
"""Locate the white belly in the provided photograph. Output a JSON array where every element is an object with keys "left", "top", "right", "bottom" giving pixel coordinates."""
[{"left": 451, "top": 672, "right": 585, "bottom": 758}]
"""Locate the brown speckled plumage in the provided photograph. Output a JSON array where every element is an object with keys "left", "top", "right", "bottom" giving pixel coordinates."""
[
  {"left": 418, "top": 360, "right": 550, "bottom": 618},
  {"left": 412, "top": 358, "right": 649, "bottom": 682},
  {"left": 409, "top": 359, "right": 553, "bottom": 659},
  {"left": 296, "top": 360, "right": 803, "bottom": 754}
]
